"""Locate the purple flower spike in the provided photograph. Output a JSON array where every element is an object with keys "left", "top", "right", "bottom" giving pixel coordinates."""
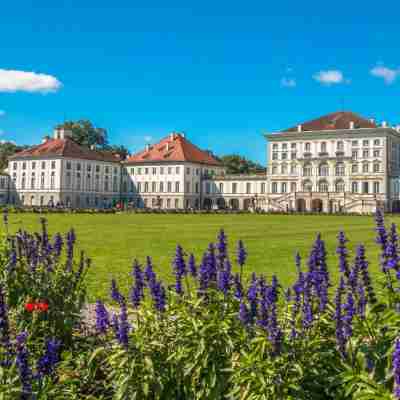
[{"left": 95, "top": 300, "right": 110, "bottom": 334}]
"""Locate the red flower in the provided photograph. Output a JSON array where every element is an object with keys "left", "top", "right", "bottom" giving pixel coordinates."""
[
  {"left": 25, "top": 303, "right": 35, "bottom": 312},
  {"left": 37, "top": 302, "right": 49, "bottom": 312}
]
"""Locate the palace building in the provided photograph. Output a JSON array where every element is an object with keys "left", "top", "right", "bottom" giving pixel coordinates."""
[{"left": 5, "top": 111, "right": 400, "bottom": 213}]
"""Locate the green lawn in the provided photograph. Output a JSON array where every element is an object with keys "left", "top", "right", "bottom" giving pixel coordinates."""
[{"left": 5, "top": 212, "right": 393, "bottom": 301}]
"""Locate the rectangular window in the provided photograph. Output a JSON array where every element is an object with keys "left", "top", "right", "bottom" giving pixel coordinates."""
[
  {"left": 176, "top": 167, "right": 180, "bottom": 174},
  {"left": 352, "top": 150, "right": 358, "bottom": 160},
  {"left": 22, "top": 162, "right": 26, "bottom": 170},
  {"left": 362, "top": 182, "right": 369, "bottom": 194},
  {"left": 159, "top": 182, "right": 164, "bottom": 192},
  {"left": 66, "top": 162, "right": 71, "bottom": 170},
  {"left": 290, "top": 182, "right": 296, "bottom": 192},
  {"left": 219, "top": 182, "right": 223, "bottom": 193},
  {"left": 186, "top": 167, "right": 190, "bottom": 175},
  {"left": 50, "top": 172, "right": 55, "bottom": 189},
  {"left": 281, "top": 153, "right": 287, "bottom": 160},
  {"left": 138, "top": 168, "right": 141, "bottom": 175},
  {"left": 272, "top": 182, "right": 277, "bottom": 193},
  {"left": 160, "top": 167, "right": 164, "bottom": 175},
  {"left": 152, "top": 167, "right": 157, "bottom": 175},
  {"left": 352, "top": 164, "right": 358, "bottom": 173},
  {"left": 40, "top": 172, "right": 45, "bottom": 189},
  {"left": 144, "top": 182, "right": 149, "bottom": 192},
  {"left": 246, "top": 182, "right": 251, "bottom": 194},
  {"left": 30, "top": 174, "right": 35, "bottom": 189},
  {"left": 175, "top": 181, "right": 180, "bottom": 193},
  {"left": 96, "top": 165, "right": 100, "bottom": 173},
  {"left": 13, "top": 162, "right": 17, "bottom": 170},
  {"left": 168, "top": 167, "right": 172, "bottom": 174},
  {"left": 66, "top": 172, "right": 71, "bottom": 188},
  {"left": 363, "top": 140, "right": 369, "bottom": 147},
  {"left": 195, "top": 182, "right": 199, "bottom": 193},
  {"left": 351, "top": 182, "right": 358, "bottom": 193},
  {"left": 363, "top": 163, "right": 369, "bottom": 173},
  {"left": 32, "top": 162, "right": 36, "bottom": 170},
  {"left": 175, "top": 199, "right": 179, "bottom": 209},
  {"left": 373, "top": 181, "right": 380, "bottom": 193},
  {"left": 105, "top": 166, "right": 109, "bottom": 174},
  {"left": 373, "top": 150, "right": 380, "bottom": 157},
  {"left": 363, "top": 150, "right": 369, "bottom": 158},
  {"left": 291, "top": 152, "right": 296, "bottom": 160},
  {"left": 352, "top": 140, "right": 358, "bottom": 147},
  {"left": 152, "top": 182, "right": 157, "bottom": 192},
  {"left": 261, "top": 182, "right": 266, "bottom": 193},
  {"left": 185, "top": 182, "right": 190, "bottom": 192},
  {"left": 232, "top": 183, "right": 237, "bottom": 194},
  {"left": 137, "top": 182, "right": 141, "bottom": 193},
  {"left": 205, "top": 183, "right": 210, "bottom": 194},
  {"left": 145, "top": 168, "right": 149, "bottom": 175},
  {"left": 272, "top": 153, "right": 278, "bottom": 160},
  {"left": 130, "top": 168, "right": 134, "bottom": 175},
  {"left": 77, "top": 163, "right": 81, "bottom": 171},
  {"left": 167, "top": 181, "right": 172, "bottom": 192},
  {"left": 374, "top": 139, "right": 380, "bottom": 146},
  {"left": 282, "top": 182, "right": 287, "bottom": 193}
]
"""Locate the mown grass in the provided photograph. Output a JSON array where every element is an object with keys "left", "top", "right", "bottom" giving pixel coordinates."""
[{"left": 5, "top": 212, "right": 394, "bottom": 301}]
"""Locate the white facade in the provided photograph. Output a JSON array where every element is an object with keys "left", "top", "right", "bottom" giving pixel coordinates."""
[
  {"left": 121, "top": 161, "right": 225, "bottom": 209},
  {"left": 5, "top": 114, "right": 400, "bottom": 213}
]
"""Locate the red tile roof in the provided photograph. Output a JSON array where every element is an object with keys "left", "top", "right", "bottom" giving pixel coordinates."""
[
  {"left": 282, "top": 111, "right": 377, "bottom": 132},
  {"left": 9, "top": 138, "right": 121, "bottom": 163},
  {"left": 126, "top": 133, "right": 222, "bottom": 166}
]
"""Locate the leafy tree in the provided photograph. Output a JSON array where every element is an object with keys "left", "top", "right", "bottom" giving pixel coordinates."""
[
  {"left": 0, "top": 141, "right": 29, "bottom": 172},
  {"left": 218, "top": 154, "right": 266, "bottom": 174},
  {"left": 102, "top": 144, "right": 130, "bottom": 160},
  {"left": 56, "top": 120, "right": 108, "bottom": 148}
]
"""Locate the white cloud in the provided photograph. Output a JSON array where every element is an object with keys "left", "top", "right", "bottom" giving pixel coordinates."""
[
  {"left": 281, "top": 77, "right": 296, "bottom": 88},
  {"left": 370, "top": 65, "right": 400, "bottom": 84},
  {"left": 144, "top": 135, "right": 153, "bottom": 142},
  {"left": 0, "top": 139, "right": 15, "bottom": 145},
  {"left": 313, "top": 70, "right": 346, "bottom": 85},
  {"left": 0, "top": 110, "right": 5, "bottom": 117},
  {"left": 0, "top": 69, "right": 62, "bottom": 93}
]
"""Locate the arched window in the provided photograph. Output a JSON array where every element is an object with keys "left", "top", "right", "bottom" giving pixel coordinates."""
[
  {"left": 335, "top": 180, "right": 345, "bottom": 192},
  {"left": 303, "top": 163, "right": 312, "bottom": 177},
  {"left": 335, "top": 163, "right": 345, "bottom": 176},
  {"left": 351, "top": 181, "right": 358, "bottom": 193},
  {"left": 320, "top": 142, "right": 327, "bottom": 152},
  {"left": 272, "top": 182, "right": 278, "bottom": 193},
  {"left": 302, "top": 180, "right": 312, "bottom": 192},
  {"left": 305, "top": 142, "right": 311, "bottom": 152},
  {"left": 318, "top": 163, "right": 329, "bottom": 176},
  {"left": 373, "top": 162, "right": 380, "bottom": 173},
  {"left": 318, "top": 180, "right": 329, "bottom": 192},
  {"left": 271, "top": 165, "right": 278, "bottom": 175},
  {"left": 337, "top": 141, "right": 344, "bottom": 151}
]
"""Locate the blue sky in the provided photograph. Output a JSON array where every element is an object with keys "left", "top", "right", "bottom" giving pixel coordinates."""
[{"left": 0, "top": 0, "right": 399, "bottom": 164}]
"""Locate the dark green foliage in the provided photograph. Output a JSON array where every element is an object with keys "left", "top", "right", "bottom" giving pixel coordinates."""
[{"left": 218, "top": 154, "right": 266, "bottom": 174}]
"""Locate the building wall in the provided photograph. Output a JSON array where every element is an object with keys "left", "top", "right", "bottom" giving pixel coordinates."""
[{"left": 121, "top": 162, "right": 225, "bottom": 209}]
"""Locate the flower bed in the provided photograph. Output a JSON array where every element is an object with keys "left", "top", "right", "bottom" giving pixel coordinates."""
[{"left": 1, "top": 209, "right": 400, "bottom": 398}]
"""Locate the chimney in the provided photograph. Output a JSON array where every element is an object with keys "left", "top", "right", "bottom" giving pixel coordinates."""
[
  {"left": 349, "top": 121, "right": 355, "bottom": 129},
  {"left": 42, "top": 135, "right": 50, "bottom": 144},
  {"left": 145, "top": 144, "right": 150, "bottom": 152},
  {"left": 297, "top": 124, "right": 302, "bottom": 132},
  {"left": 382, "top": 121, "right": 387, "bottom": 128},
  {"left": 54, "top": 127, "right": 72, "bottom": 140}
]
